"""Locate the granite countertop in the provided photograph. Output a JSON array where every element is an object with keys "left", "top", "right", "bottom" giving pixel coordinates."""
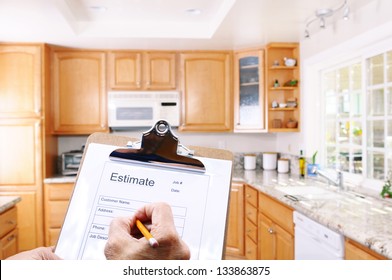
[
  {"left": 44, "top": 176, "right": 77, "bottom": 184},
  {"left": 0, "top": 196, "right": 22, "bottom": 214},
  {"left": 233, "top": 169, "right": 392, "bottom": 259}
]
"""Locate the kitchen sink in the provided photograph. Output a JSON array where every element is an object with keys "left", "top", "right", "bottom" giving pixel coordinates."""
[{"left": 275, "top": 186, "right": 341, "bottom": 200}]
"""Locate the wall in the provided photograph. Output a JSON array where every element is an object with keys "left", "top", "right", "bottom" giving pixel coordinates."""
[
  {"left": 58, "top": 130, "right": 278, "bottom": 155},
  {"left": 277, "top": 0, "right": 392, "bottom": 160}
]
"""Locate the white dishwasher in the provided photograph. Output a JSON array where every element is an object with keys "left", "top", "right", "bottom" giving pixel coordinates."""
[{"left": 293, "top": 211, "right": 345, "bottom": 260}]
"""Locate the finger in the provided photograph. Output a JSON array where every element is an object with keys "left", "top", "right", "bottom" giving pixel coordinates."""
[{"left": 134, "top": 203, "right": 177, "bottom": 235}]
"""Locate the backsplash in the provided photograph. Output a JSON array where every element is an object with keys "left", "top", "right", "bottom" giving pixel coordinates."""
[{"left": 234, "top": 152, "right": 306, "bottom": 175}]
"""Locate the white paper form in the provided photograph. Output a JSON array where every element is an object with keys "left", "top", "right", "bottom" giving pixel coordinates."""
[{"left": 55, "top": 143, "right": 232, "bottom": 260}]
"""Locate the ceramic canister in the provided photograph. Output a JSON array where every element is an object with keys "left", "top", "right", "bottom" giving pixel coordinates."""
[
  {"left": 244, "top": 154, "right": 256, "bottom": 170},
  {"left": 277, "top": 158, "right": 289, "bottom": 173},
  {"left": 263, "top": 152, "right": 277, "bottom": 170}
]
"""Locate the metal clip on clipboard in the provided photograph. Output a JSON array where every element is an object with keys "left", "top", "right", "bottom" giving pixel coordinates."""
[{"left": 109, "top": 120, "right": 206, "bottom": 173}]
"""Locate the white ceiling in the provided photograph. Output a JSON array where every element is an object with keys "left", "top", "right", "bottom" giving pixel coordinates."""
[{"left": 0, "top": 0, "right": 374, "bottom": 50}]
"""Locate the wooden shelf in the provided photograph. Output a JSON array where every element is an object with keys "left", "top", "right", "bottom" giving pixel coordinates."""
[
  {"left": 269, "top": 66, "right": 298, "bottom": 70},
  {"left": 266, "top": 42, "right": 300, "bottom": 133},
  {"left": 269, "top": 128, "right": 299, "bottom": 133},
  {"left": 241, "top": 65, "right": 258, "bottom": 69},
  {"left": 269, "top": 107, "right": 297, "bottom": 111},
  {"left": 269, "top": 86, "right": 297, "bottom": 90},
  {"left": 241, "top": 82, "right": 259, "bottom": 86}
]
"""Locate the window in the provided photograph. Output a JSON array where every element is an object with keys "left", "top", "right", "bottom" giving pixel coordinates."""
[{"left": 322, "top": 49, "right": 392, "bottom": 182}]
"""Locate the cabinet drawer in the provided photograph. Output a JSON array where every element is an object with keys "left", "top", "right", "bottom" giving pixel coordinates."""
[
  {"left": 47, "top": 183, "right": 74, "bottom": 200},
  {"left": 245, "top": 217, "right": 257, "bottom": 243},
  {"left": 259, "top": 192, "right": 294, "bottom": 235},
  {"left": 245, "top": 236, "right": 258, "bottom": 260},
  {"left": 245, "top": 185, "right": 258, "bottom": 207},
  {"left": 47, "top": 201, "right": 69, "bottom": 227},
  {"left": 245, "top": 203, "right": 257, "bottom": 225},
  {"left": 0, "top": 207, "right": 17, "bottom": 237},
  {"left": 1, "top": 228, "right": 18, "bottom": 259}
]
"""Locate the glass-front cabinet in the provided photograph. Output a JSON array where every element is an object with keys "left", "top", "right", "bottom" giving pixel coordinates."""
[{"left": 234, "top": 49, "right": 265, "bottom": 132}]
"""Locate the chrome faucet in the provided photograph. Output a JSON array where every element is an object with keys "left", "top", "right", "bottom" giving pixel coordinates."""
[{"left": 313, "top": 167, "right": 344, "bottom": 190}]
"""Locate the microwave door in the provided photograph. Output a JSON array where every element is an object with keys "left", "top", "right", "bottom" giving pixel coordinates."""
[{"left": 115, "top": 106, "right": 155, "bottom": 127}]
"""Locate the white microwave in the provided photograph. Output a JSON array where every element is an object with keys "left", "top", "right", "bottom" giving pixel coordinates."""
[{"left": 108, "top": 91, "right": 180, "bottom": 129}]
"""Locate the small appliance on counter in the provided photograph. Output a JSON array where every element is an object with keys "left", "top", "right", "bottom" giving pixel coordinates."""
[{"left": 60, "top": 146, "right": 84, "bottom": 176}]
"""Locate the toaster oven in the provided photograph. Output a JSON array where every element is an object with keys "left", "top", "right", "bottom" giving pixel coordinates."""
[{"left": 61, "top": 151, "right": 83, "bottom": 176}]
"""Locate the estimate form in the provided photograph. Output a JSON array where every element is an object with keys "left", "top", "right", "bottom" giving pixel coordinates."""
[{"left": 55, "top": 143, "right": 232, "bottom": 260}]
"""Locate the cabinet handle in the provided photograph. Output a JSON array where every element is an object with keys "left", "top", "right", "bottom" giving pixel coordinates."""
[
  {"left": 246, "top": 194, "right": 251, "bottom": 198},
  {"left": 7, "top": 234, "right": 16, "bottom": 242},
  {"left": 6, "top": 220, "right": 16, "bottom": 225},
  {"left": 136, "top": 81, "right": 141, "bottom": 87},
  {"left": 268, "top": 227, "right": 274, "bottom": 234}
]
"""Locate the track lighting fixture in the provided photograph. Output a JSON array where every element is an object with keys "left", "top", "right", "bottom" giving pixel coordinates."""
[{"left": 304, "top": 0, "right": 350, "bottom": 39}]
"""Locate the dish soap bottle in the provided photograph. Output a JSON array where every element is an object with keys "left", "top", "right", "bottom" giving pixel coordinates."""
[{"left": 299, "top": 150, "right": 305, "bottom": 178}]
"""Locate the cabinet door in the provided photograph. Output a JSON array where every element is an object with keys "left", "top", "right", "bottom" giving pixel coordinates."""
[
  {"left": 0, "top": 119, "right": 42, "bottom": 186},
  {"left": 275, "top": 223, "right": 294, "bottom": 260},
  {"left": 52, "top": 51, "right": 107, "bottom": 134},
  {"left": 234, "top": 49, "right": 265, "bottom": 132},
  {"left": 345, "top": 239, "right": 387, "bottom": 260},
  {"left": 225, "top": 183, "right": 245, "bottom": 258},
  {"left": 0, "top": 45, "right": 42, "bottom": 118},
  {"left": 144, "top": 52, "right": 176, "bottom": 90},
  {"left": 179, "top": 52, "right": 232, "bottom": 132},
  {"left": 258, "top": 213, "right": 275, "bottom": 260},
  {"left": 108, "top": 51, "right": 142, "bottom": 90}
]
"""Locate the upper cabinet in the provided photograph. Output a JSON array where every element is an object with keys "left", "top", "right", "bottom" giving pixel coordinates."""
[
  {"left": 108, "top": 51, "right": 176, "bottom": 90},
  {"left": 234, "top": 49, "right": 265, "bottom": 132},
  {"left": 0, "top": 45, "right": 42, "bottom": 118},
  {"left": 265, "top": 43, "right": 300, "bottom": 132},
  {"left": 51, "top": 50, "right": 108, "bottom": 135},
  {"left": 179, "top": 52, "right": 232, "bottom": 132}
]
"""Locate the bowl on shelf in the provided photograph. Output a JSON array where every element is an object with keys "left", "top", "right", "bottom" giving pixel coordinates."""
[
  {"left": 279, "top": 103, "right": 287, "bottom": 108},
  {"left": 284, "top": 57, "right": 296, "bottom": 67},
  {"left": 286, "top": 120, "right": 298, "bottom": 128}
]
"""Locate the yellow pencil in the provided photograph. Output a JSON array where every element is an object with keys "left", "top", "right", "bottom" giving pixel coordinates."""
[{"left": 136, "top": 219, "right": 159, "bottom": 248}]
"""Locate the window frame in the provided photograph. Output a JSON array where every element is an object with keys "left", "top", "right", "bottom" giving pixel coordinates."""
[{"left": 318, "top": 40, "right": 392, "bottom": 192}]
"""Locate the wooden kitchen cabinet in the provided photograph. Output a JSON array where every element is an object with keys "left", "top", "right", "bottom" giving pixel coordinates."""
[
  {"left": 244, "top": 185, "right": 258, "bottom": 259},
  {"left": 265, "top": 43, "right": 300, "bottom": 132},
  {"left": 345, "top": 238, "right": 387, "bottom": 260},
  {"left": 234, "top": 49, "right": 266, "bottom": 132},
  {"left": 179, "top": 52, "right": 232, "bottom": 132},
  {"left": 0, "top": 120, "right": 44, "bottom": 249},
  {"left": 0, "top": 43, "right": 53, "bottom": 252},
  {"left": 43, "top": 183, "right": 74, "bottom": 246},
  {"left": 0, "top": 45, "right": 42, "bottom": 119},
  {"left": 108, "top": 51, "right": 176, "bottom": 90},
  {"left": 258, "top": 192, "right": 294, "bottom": 260},
  {"left": 51, "top": 50, "right": 108, "bottom": 134},
  {"left": 225, "top": 182, "right": 245, "bottom": 259},
  {"left": 0, "top": 206, "right": 18, "bottom": 259}
]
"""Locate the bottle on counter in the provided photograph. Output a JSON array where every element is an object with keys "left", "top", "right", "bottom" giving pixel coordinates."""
[{"left": 299, "top": 150, "right": 305, "bottom": 178}]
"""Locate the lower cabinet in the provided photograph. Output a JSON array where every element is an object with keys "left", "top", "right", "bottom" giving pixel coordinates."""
[
  {"left": 43, "top": 183, "right": 74, "bottom": 246},
  {"left": 258, "top": 192, "right": 294, "bottom": 260},
  {"left": 225, "top": 182, "right": 245, "bottom": 259},
  {"left": 345, "top": 238, "right": 387, "bottom": 260},
  {"left": 0, "top": 207, "right": 18, "bottom": 259}
]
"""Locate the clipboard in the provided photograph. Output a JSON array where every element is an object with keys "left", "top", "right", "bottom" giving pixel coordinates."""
[{"left": 55, "top": 120, "right": 233, "bottom": 260}]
